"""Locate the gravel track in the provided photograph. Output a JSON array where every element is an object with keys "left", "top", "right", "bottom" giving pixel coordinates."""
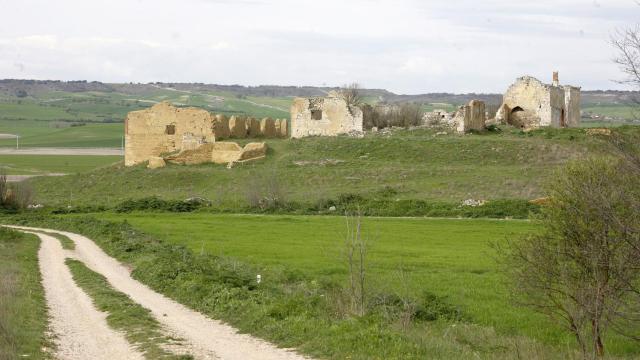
[
  {"left": 24, "top": 230, "right": 144, "bottom": 360},
  {"left": 9, "top": 225, "right": 309, "bottom": 360}
]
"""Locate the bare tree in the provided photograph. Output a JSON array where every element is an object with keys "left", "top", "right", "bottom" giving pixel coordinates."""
[
  {"left": 500, "top": 156, "right": 640, "bottom": 359},
  {"left": 339, "top": 83, "right": 364, "bottom": 107},
  {"left": 344, "top": 208, "right": 368, "bottom": 316},
  {"left": 611, "top": 24, "right": 640, "bottom": 113},
  {"left": 612, "top": 26, "right": 640, "bottom": 88}
]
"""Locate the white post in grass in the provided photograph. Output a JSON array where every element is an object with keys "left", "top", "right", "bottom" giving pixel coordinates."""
[{"left": 16, "top": 135, "right": 19, "bottom": 150}]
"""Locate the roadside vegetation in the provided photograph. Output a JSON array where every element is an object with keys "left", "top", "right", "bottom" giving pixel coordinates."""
[
  {"left": 2, "top": 213, "right": 636, "bottom": 358},
  {"left": 0, "top": 227, "right": 50, "bottom": 360},
  {"left": 66, "top": 259, "right": 192, "bottom": 359}
]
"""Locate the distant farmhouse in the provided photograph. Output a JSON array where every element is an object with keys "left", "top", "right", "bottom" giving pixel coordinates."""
[{"left": 497, "top": 72, "right": 581, "bottom": 130}]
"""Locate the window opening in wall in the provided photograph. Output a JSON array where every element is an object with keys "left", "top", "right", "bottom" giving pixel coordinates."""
[
  {"left": 165, "top": 124, "right": 176, "bottom": 135},
  {"left": 311, "top": 110, "right": 322, "bottom": 120}
]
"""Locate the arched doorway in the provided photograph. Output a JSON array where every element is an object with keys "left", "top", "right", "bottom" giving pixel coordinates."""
[{"left": 510, "top": 106, "right": 526, "bottom": 128}]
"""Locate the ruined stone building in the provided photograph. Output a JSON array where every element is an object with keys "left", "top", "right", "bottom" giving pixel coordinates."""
[
  {"left": 452, "top": 100, "right": 486, "bottom": 133},
  {"left": 290, "top": 91, "right": 363, "bottom": 138},
  {"left": 125, "top": 102, "right": 285, "bottom": 167},
  {"left": 422, "top": 100, "right": 487, "bottom": 133},
  {"left": 499, "top": 72, "right": 581, "bottom": 130}
]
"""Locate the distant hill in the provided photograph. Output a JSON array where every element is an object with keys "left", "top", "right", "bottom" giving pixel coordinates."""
[{"left": 1, "top": 79, "right": 637, "bottom": 107}]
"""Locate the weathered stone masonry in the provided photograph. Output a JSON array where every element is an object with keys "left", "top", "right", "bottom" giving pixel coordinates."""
[
  {"left": 290, "top": 91, "right": 363, "bottom": 138},
  {"left": 125, "top": 102, "right": 286, "bottom": 166},
  {"left": 500, "top": 73, "right": 581, "bottom": 130}
]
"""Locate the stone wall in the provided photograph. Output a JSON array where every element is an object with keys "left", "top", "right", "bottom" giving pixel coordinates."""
[
  {"left": 564, "top": 86, "right": 581, "bottom": 127},
  {"left": 125, "top": 102, "right": 215, "bottom": 166},
  {"left": 290, "top": 92, "right": 363, "bottom": 138},
  {"left": 501, "top": 75, "right": 581, "bottom": 130},
  {"left": 125, "top": 102, "right": 287, "bottom": 166},
  {"left": 453, "top": 100, "right": 486, "bottom": 133}
]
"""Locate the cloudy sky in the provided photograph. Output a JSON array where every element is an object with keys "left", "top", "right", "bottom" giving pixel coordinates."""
[{"left": 0, "top": 0, "right": 637, "bottom": 94}]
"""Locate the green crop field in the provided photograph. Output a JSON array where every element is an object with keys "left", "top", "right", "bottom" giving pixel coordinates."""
[
  {"left": 0, "top": 120, "right": 123, "bottom": 148},
  {"left": 0, "top": 155, "right": 121, "bottom": 175},
  {"left": 97, "top": 213, "right": 637, "bottom": 356}
]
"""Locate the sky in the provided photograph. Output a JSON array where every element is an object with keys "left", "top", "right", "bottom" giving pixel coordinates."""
[{"left": 0, "top": 0, "right": 638, "bottom": 94}]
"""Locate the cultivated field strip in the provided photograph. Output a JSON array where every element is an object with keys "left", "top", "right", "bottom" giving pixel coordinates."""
[
  {"left": 8, "top": 225, "right": 309, "bottom": 360},
  {"left": 22, "top": 230, "right": 144, "bottom": 360}
]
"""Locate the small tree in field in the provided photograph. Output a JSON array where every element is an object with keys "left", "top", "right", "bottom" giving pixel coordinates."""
[{"left": 502, "top": 155, "right": 640, "bottom": 359}]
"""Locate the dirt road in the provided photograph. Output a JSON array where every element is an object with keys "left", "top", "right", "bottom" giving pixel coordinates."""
[
  {"left": 8, "top": 225, "right": 308, "bottom": 360},
  {"left": 24, "top": 230, "right": 144, "bottom": 360},
  {"left": 0, "top": 147, "right": 123, "bottom": 156}
]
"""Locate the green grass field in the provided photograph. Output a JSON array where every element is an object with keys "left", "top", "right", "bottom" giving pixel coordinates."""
[
  {"left": 0, "top": 155, "right": 122, "bottom": 175},
  {"left": 0, "top": 120, "right": 123, "bottom": 148},
  {"left": 582, "top": 104, "right": 638, "bottom": 120},
  {"left": 0, "top": 228, "right": 49, "bottom": 359},
  {"left": 28, "top": 127, "right": 609, "bottom": 207},
  {"left": 98, "top": 213, "right": 637, "bottom": 356}
]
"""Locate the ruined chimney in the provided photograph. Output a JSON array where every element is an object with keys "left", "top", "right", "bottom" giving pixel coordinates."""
[{"left": 552, "top": 71, "right": 559, "bottom": 86}]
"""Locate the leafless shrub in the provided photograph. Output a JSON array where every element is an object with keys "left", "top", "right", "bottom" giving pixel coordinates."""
[
  {"left": 362, "top": 103, "right": 424, "bottom": 130},
  {"left": 500, "top": 155, "right": 640, "bottom": 359},
  {"left": 611, "top": 25, "right": 640, "bottom": 112},
  {"left": 0, "top": 174, "right": 35, "bottom": 210},
  {"left": 245, "top": 171, "right": 286, "bottom": 210},
  {"left": 343, "top": 209, "right": 368, "bottom": 316},
  {"left": 339, "top": 83, "right": 363, "bottom": 107}
]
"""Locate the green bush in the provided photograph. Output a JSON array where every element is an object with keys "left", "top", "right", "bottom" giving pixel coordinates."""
[{"left": 114, "top": 196, "right": 205, "bottom": 213}]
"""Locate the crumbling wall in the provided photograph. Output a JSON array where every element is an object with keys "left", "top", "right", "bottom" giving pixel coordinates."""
[
  {"left": 502, "top": 75, "right": 581, "bottom": 130},
  {"left": 564, "top": 86, "right": 581, "bottom": 127},
  {"left": 503, "top": 76, "right": 552, "bottom": 129},
  {"left": 290, "top": 92, "right": 363, "bottom": 138},
  {"left": 495, "top": 104, "right": 510, "bottom": 124},
  {"left": 229, "top": 116, "right": 247, "bottom": 138},
  {"left": 213, "top": 114, "right": 230, "bottom": 139},
  {"left": 276, "top": 118, "right": 288, "bottom": 137},
  {"left": 165, "top": 142, "right": 267, "bottom": 165},
  {"left": 260, "top": 118, "right": 277, "bottom": 138},
  {"left": 453, "top": 100, "right": 486, "bottom": 133},
  {"left": 124, "top": 102, "right": 215, "bottom": 166},
  {"left": 125, "top": 102, "right": 288, "bottom": 167},
  {"left": 247, "top": 117, "right": 261, "bottom": 137}
]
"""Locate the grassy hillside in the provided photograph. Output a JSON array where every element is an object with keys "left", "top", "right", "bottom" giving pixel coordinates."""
[{"left": 27, "top": 127, "right": 615, "bottom": 208}]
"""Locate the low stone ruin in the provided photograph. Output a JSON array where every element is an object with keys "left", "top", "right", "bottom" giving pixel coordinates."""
[
  {"left": 453, "top": 100, "right": 486, "bottom": 133},
  {"left": 422, "top": 100, "right": 487, "bottom": 133},
  {"left": 290, "top": 91, "right": 363, "bottom": 138},
  {"left": 164, "top": 142, "right": 267, "bottom": 166},
  {"left": 124, "top": 102, "right": 285, "bottom": 167},
  {"left": 498, "top": 72, "right": 581, "bottom": 130}
]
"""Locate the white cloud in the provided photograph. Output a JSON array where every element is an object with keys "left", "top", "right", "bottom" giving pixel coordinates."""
[
  {"left": 0, "top": 0, "right": 636, "bottom": 93},
  {"left": 398, "top": 57, "right": 445, "bottom": 76}
]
